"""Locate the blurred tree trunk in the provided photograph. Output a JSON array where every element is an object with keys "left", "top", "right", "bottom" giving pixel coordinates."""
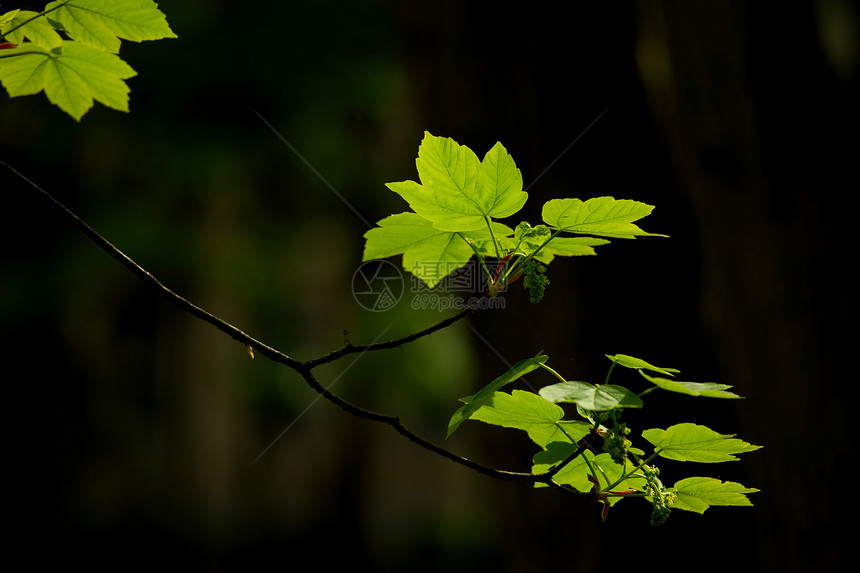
[{"left": 635, "top": 1, "right": 854, "bottom": 570}]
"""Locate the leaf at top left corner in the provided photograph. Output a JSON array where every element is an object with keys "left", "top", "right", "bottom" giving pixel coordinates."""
[
  {"left": 45, "top": 0, "right": 177, "bottom": 54},
  {"left": 1, "top": 10, "right": 63, "bottom": 49},
  {"left": 0, "top": 9, "right": 20, "bottom": 28},
  {"left": 0, "top": 40, "right": 137, "bottom": 120}
]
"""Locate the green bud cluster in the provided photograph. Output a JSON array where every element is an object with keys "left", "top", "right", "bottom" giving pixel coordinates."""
[
  {"left": 603, "top": 420, "right": 631, "bottom": 466},
  {"left": 522, "top": 259, "right": 550, "bottom": 303},
  {"left": 642, "top": 465, "right": 677, "bottom": 526}
]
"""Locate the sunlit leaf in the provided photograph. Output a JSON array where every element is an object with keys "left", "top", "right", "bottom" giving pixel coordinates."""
[
  {"left": 1, "top": 10, "right": 63, "bottom": 49},
  {"left": 387, "top": 132, "right": 527, "bottom": 232},
  {"left": 503, "top": 222, "right": 608, "bottom": 263},
  {"left": 0, "top": 40, "right": 136, "bottom": 120},
  {"left": 0, "top": 9, "right": 20, "bottom": 27},
  {"left": 539, "top": 381, "right": 643, "bottom": 410},
  {"left": 447, "top": 354, "right": 547, "bottom": 437},
  {"left": 362, "top": 212, "right": 473, "bottom": 288},
  {"left": 532, "top": 443, "right": 596, "bottom": 492},
  {"left": 469, "top": 390, "right": 591, "bottom": 448},
  {"left": 476, "top": 140, "right": 527, "bottom": 220},
  {"left": 642, "top": 423, "right": 762, "bottom": 463},
  {"left": 672, "top": 477, "right": 759, "bottom": 513},
  {"left": 533, "top": 447, "right": 640, "bottom": 497},
  {"left": 535, "top": 236, "right": 609, "bottom": 262},
  {"left": 45, "top": 0, "right": 177, "bottom": 53},
  {"left": 639, "top": 372, "right": 743, "bottom": 399},
  {"left": 362, "top": 212, "right": 512, "bottom": 288},
  {"left": 542, "top": 196, "right": 666, "bottom": 239},
  {"left": 606, "top": 353, "right": 680, "bottom": 376}
]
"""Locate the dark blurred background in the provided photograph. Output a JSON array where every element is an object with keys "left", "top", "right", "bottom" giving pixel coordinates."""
[{"left": 2, "top": 0, "right": 856, "bottom": 571}]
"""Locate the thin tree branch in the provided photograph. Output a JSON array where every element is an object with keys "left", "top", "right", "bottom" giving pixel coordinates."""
[
  {"left": 297, "top": 365, "right": 536, "bottom": 482},
  {"left": 305, "top": 305, "right": 476, "bottom": 368},
  {"left": 545, "top": 430, "right": 600, "bottom": 479},
  {"left": 5, "top": 161, "right": 592, "bottom": 493},
  {"left": 3, "top": 160, "right": 305, "bottom": 370},
  {"left": 297, "top": 365, "right": 592, "bottom": 491}
]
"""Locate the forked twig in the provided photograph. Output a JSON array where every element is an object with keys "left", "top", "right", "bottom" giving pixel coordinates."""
[{"left": 4, "top": 160, "right": 592, "bottom": 493}]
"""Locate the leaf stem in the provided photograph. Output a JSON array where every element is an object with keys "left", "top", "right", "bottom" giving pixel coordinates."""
[
  {"left": 304, "top": 304, "right": 477, "bottom": 368},
  {"left": 603, "top": 450, "right": 661, "bottom": 492},
  {"left": 2, "top": 161, "right": 304, "bottom": 371},
  {"left": 545, "top": 426, "right": 591, "bottom": 478},
  {"left": 0, "top": 49, "right": 52, "bottom": 60},
  {"left": 457, "top": 232, "right": 494, "bottom": 285},
  {"left": 483, "top": 215, "right": 502, "bottom": 259},
  {"left": 535, "top": 362, "right": 613, "bottom": 485},
  {"left": 537, "top": 361, "right": 567, "bottom": 384},
  {"left": 6, "top": 160, "right": 601, "bottom": 495},
  {"left": 504, "top": 227, "right": 564, "bottom": 280},
  {"left": 604, "top": 361, "right": 616, "bottom": 385},
  {"left": 637, "top": 386, "right": 659, "bottom": 398}
]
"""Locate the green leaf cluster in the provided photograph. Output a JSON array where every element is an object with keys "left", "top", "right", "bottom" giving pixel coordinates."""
[
  {"left": 363, "top": 132, "right": 664, "bottom": 292},
  {"left": 448, "top": 352, "right": 761, "bottom": 524},
  {"left": 358, "top": 132, "right": 761, "bottom": 525},
  {"left": 0, "top": 0, "right": 176, "bottom": 120}
]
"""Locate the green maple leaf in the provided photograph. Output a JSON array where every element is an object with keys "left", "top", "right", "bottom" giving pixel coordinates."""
[
  {"left": 672, "top": 477, "right": 759, "bottom": 513},
  {"left": 45, "top": 0, "right": 176, "bottom": 54},
  {"left": 503, "top": 222, "right": 608, "bottom": 263},
  {"left": 387, "top": 132, "right": 527, "bottom": 232},
  {"left": 1, "top": 10, "right": 63, "bottom": 49},
  {"left": 362, "top": 212, "right": 474, "bottom": 288},
  {"left": 0, "top": 9, "right": 19, "bottom": 27},
  {"left": 533, "top": 236, "right": 609, "bottom": 262},
  {"left": 447, "top": 354, "right": 547, "bottom": 437},
  {"left": 467, "top": 389, "right": 591, "bottom": 448},
  {"left": 1, "top": 1, "right": 175, "bottom": 120},
  {"left": 0, "top": 40, "right": 136, "bottom": 120},
  {"left": 538, "top": 381, "right": 644, "bottom": 411},
  {"left": 606, "top": 353, "right": 681, "bottom": 376},
  {"left": 365, "top": 136, "right": 666, "bottom": 291},
  {"left": 533, "top": 447, "right": 640, "bottom": 496},
  {"left": 542, "top": 196, "right": 667, "bottom": 239},
  {"left": 532, "top": 444, "right": 597, "bottom": 491},
  {"left": 639, "top": 371, "right": 743, "bottom": 399},
  {"left": 642, "top": 423, "right": 762, "bottom": 463},
  {"left": 362, "top": 212, "right": 513, "bottom": 288}
]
